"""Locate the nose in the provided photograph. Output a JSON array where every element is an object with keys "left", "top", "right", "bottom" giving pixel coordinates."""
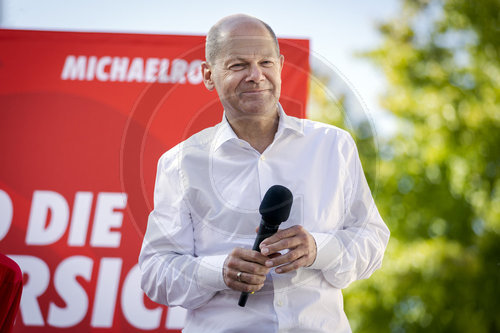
[{"left": 246, "top": 63, "right": 264, "bottom": 83}]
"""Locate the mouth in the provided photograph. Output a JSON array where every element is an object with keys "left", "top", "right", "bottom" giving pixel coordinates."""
[{"left": 241, "top": 89, "right": 270, "bottom": 95}]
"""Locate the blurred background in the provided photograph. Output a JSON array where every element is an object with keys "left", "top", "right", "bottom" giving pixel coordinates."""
[{"left": 2, "top": 0, "right": 499, "bottom": 331}]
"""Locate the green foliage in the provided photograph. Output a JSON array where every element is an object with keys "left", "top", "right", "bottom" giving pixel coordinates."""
[{"left": 310, "top": 0, "right": 500, "bottom": 331}]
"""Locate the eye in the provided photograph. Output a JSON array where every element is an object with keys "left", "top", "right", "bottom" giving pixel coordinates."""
[
  {"left": 261, "top": 60, "right": 274, "bottom": 67},
  {"left": 229, "top": 63, "right": 245, "bottom": 70}
]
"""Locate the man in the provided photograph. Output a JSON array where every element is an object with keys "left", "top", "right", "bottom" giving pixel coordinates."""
[{"left": 139, "top": 14, "right": 389, "bottom": 332}]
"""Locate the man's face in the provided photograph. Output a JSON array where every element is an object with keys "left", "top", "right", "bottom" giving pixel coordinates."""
[{"left": 202, "top": 24, "right": 284, "bottom": 120}]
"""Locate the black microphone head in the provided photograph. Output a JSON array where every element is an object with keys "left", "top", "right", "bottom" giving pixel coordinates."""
[{"left": 259, "top": 185, "right": 293, "bottom": 225}]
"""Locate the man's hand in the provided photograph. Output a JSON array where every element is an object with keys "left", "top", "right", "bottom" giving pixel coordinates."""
[
  {"left": 259, "top": 225, "right": 317, "bottom": 274},
  {"left": 223, "top": 248, "right": 271, "bottom": 293}
]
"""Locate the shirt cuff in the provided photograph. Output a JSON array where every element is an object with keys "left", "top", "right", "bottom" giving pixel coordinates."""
[
  {"left": 308, "top": 232, "right": 343, "bottom": 271},
  {"left": 197, "top": 254, "right": 228, "bottom": 291}
]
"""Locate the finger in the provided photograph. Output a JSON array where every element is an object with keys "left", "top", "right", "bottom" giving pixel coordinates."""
[
  {"left": 223, "top": 266, "right": 268, "bottom": 292},
  {"left": 264, "top": 247, "right": 307, "bottom": 268},
  {"left": 231, "top": 270, "right": 267, "bottom": 285},
  {"left": 226, "top": 250, "right": 270, "bottom": 275},
  {"left": 268, "top": 253, "right": 281, "bottom": 259},
  {"left": 260, "top": 225, "right": 303, "bottom": 253},
  {"left": 261, "top": 226, "right": 300, "bottom": 245},
  {"left": 224, "top": 269, "right": 266, "bottom": 293},
  {"left": 227, "top": 258, "right": 270, "bottom": 276},
  {"left": 274, "top": 256, "right": 310, "bottom": 274},
  {"left": 260, "top": 235, "right": 303, "bottom": 256},
  {"left": 227, "top": 279, "right": 265, "bottom": 293},
  {"left": 233, "top": 247, "right": 270, "bottom": 266},
  {"left": 240, "top": 249, "right": 274, "bottom": 265}
]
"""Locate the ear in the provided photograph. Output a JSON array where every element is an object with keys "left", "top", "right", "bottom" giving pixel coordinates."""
[
  {"left": 278, "top": 54, "right": 285, "bottom": 74},
  {"left": 201, "top": 61, "right": 215, "bottom": 91}
]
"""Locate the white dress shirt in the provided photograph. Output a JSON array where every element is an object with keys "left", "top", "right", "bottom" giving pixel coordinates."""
[{"left": 139, "top": 105, "right": 390, "bottom": 332}]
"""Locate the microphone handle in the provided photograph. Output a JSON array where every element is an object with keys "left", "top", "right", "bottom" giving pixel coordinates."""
[{"left": 238, "top": 221, "right": 279, "bottom": 307}]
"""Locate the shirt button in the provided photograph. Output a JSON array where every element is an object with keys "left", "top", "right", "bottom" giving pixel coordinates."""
[
  {"left": 277, "top": 300, "right": 283, "bottom": 307},
  {"left": 260, "top": 155, "right": 266, "bottom": 161}
]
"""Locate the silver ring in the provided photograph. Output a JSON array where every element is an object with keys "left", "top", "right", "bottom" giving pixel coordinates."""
[{"left": 236, "top": 271, "right": 243, "bottom": 282}]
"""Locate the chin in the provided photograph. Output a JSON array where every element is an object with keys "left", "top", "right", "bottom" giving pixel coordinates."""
[{"left": 239, "top": 100, "right": 277, "bottom": 115}]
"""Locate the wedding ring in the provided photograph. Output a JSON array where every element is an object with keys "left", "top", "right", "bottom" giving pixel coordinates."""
[{"left": 236, "top": 271, "right": 243, "bottom": 282}]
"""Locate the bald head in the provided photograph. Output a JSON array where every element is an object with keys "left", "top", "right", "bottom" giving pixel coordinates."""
[{"left": 205, "top": 14, "right": 280, "bottom": 65}]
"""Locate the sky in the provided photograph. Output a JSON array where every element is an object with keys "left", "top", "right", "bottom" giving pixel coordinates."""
[{"left": 0, "top": 0, "right": 400, "bottom": 135}]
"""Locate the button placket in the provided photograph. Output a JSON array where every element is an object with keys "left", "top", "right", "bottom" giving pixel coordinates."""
[{"left": 257, "top": 152, "right": 273, "bottom": 201}]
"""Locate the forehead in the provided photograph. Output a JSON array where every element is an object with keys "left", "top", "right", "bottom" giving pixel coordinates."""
[
  {"left": 218, "top": 35, "right": 278, "bottom": 62},
  {"left": 214, "top": 20, "right": 278, "bottom": 63}
]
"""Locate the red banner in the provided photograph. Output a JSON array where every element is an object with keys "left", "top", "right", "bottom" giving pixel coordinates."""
[{"left": 0, "top": 29, "right": 309, "bottom": 332}]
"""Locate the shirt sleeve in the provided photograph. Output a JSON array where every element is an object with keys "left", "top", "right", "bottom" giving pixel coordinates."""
[
  {"left": 138, "top": 149, "right": 228, "bottom": 310},
  {"left": 308, "top": 132, "right": 390, "bottom": 289}
]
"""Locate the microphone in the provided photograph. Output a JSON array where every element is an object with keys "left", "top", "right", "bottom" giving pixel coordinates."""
[{"left": 238, "top": 185, "right": 293, "bottom": 307}]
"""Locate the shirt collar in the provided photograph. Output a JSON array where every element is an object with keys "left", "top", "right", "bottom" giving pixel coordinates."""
[
  {"left": 212, "top": 103, "right": 304, "bottom": 151},
  {"left": 275, "top": 103, "right": 304, "bottom": 138}
]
